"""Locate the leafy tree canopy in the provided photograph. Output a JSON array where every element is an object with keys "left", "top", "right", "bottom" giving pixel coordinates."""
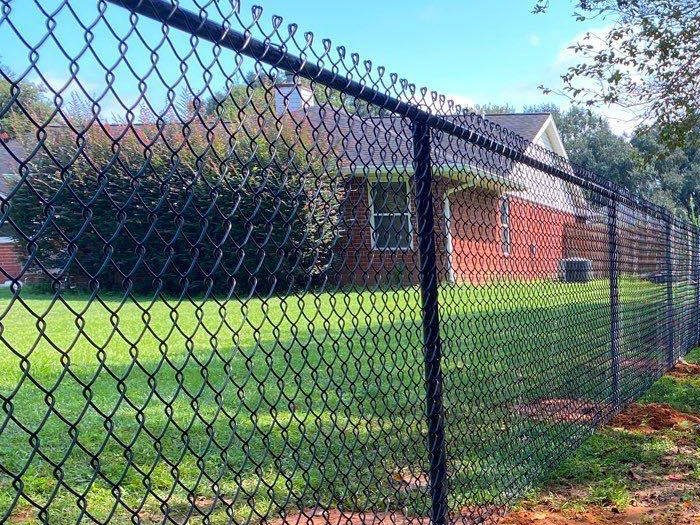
[
  {"left": 534, "top": 0, "right": 700, "bottom": 149},
  {"left": 473, "top": 103, "right": 517, "bottom": 115},
  {"left": 0, "top": 66, "right": 52, "bottom": 136}
]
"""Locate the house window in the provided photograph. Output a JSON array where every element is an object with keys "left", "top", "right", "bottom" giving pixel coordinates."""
[
  {"left": 500, "top": 196, "right": 511, "bottom": 255},
  {"left": 370, "top": 179, "right": 412, "bottom": 250}
]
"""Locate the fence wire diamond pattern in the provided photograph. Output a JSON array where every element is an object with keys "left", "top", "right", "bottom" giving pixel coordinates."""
[{"left": 0, "top": 1, "right": 698, "bottom": 524}]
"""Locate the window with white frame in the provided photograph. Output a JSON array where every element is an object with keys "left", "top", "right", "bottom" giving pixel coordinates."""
[
  {"left": 0, "top": 181, "right": 13, "bottom": 243},
  {"left": 500, "top": 195, "right": 511, "bottom": 255},
  {"left": 370, "top": 178, "right": 412, "bottom": 250}
]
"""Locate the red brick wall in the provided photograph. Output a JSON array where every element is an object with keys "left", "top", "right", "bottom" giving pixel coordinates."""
[
  {"left": 564, "top": 220, "right": 665, "bottom": 278},
  {"left": 447, "top": 189, "right": 576, "bottom": 283},
  {"left": 338, "top": 177, "right": 580, "bottom": 286},
  {"left": 338, "top": 177, "right": 419, "bottom": 287},
  {"left": 0, "top": 240, "right": 22, "bottom": 281}
]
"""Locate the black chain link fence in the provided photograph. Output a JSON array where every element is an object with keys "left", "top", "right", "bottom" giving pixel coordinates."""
[{"left": 0, "top": 1, "right": 698, "bottom": 524}]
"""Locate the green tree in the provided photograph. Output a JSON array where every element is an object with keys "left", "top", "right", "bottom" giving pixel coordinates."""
[
  {"left": 631, "top": 130, "right": 700, "bottom": 217},
  {"left": 525, "top": 104, "right": 641, "bottom": 190},
  {"left": 0, "top": 66, "right": 51, "bottom": 136},
  {"left": 535, "top": 0, "right": 700, "bottom": 148},
  {"left": 474, "top": 103, "right": 517, "bottom": 115},
  {"left": 10, "top": 109, "right": 344, "bottom": 296}
]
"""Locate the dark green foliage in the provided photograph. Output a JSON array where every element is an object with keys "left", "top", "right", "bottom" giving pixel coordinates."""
[
  {"left": 0, "top": 66, "right": 52, "bottom": 136},
  {"left": 523, "top": 103, "right": 700, "bottom": 218},
  {"left": 9, "top": 123, "right": 343, "bottom": 296}
]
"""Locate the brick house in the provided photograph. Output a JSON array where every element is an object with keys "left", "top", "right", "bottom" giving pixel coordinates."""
[
  {"left": 0, "top": 135, "right": 23, "bottom": 284},
  {"left": 273, "top": 83, "right": 594, "bottom": 286},
  {"left": 0, "top": 86, "right": 610, "bottom": 289}
]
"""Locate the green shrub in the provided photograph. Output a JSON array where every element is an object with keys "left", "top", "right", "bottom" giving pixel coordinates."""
[{"left": 9, "top": 118, "right": 343, "bottom": 296}]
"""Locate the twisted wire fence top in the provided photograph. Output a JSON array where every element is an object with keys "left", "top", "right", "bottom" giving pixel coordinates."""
[{"left": 0, "top": 1, "right": 698, "bottom": 525}]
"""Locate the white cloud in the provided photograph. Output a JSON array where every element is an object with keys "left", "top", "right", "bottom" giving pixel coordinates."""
[
  {"left": 551, "top": 25, "right": 644, "bottom": 137},
  {"left": 27, "top": 72, "right": 98, "bottom": 98},
  {"left": 554, "top": 25, "right": 613, "bottom": 67},
  {"left": 598, "top": 105, "right": 642, "bottom": 136},
  {"left": 441, "top": 93, "right": 477, "bottom": 112},
  {"left": 528, "top": 33, "right": 541, "bottom": 47}
]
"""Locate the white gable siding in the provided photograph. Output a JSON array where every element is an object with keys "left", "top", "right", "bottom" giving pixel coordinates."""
[
  {"left": 274, "top": 84, "right": 315, "bottom": 115},
  {"left": 507, "top": 125, "right": 579, "bottom": 215},
  {"left": 539, "top": 130, "right": 555, "bottom": 151}
]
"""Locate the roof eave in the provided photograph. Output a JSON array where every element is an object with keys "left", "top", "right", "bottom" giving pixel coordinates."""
[{"left": 341, "top": 163, "right": 528, "bottom": 192}]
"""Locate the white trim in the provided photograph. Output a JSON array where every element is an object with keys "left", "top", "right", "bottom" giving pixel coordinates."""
[
  {"left": 531, "top": 115, "right": 569, "bottom": 160},
  {"left": 443, "top": 192, "right": 455, "bottom": 284},
  {"left": 367, "top": 175, "right": 414, "bottom": 251},
  {"left": 499, "top": 195, "right": 511, "bottom": 256}
]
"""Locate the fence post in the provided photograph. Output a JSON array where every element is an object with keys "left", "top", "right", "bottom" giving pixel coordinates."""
[
  {"left": 412, "top": 120, "right": 448, "bottom": 525},
  {"left": 665, "top": 215, "right": 675, "bottom": 368},
  {"left": 607, "top": 197, "right": 621, "bottom": 409},
  {"left": 695, "top": 226, "right": 700, "bottom": 346}
]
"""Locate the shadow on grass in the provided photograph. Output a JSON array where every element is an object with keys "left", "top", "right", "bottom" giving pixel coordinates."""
[{"left": 0, "top": 280, "right": 687, "bottom": 524}]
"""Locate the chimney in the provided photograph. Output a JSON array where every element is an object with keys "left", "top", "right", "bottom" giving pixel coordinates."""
[{"left": 274, "top": 82, "right": 315, "bottom": 116}]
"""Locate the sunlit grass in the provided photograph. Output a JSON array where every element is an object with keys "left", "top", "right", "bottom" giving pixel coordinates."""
[{"left": 0, "top": 277, "right": 690, "bottom": 523}]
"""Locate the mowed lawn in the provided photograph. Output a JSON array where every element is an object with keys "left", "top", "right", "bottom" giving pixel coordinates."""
[{"left": 0, "top": 278, "right": 693, "bottom": 524}]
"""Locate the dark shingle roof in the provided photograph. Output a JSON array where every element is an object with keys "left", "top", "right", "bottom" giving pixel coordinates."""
[
  {"left": 306, "top": 109, "right": 554, "bottom": 178},
  {"left": 485, "top": 113, "right": 551, "bottom": 142},
  {"left": 303, "top": 107, "right": 588, "bottom": 215}
]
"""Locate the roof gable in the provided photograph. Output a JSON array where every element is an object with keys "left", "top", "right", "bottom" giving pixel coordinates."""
[{"left": 484, "top": 113, "right": 551, "bottom": 143}]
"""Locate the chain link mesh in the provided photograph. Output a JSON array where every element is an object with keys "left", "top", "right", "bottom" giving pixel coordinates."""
[{"left": 0, "top": 1, "right": 698, "bottom": 524}]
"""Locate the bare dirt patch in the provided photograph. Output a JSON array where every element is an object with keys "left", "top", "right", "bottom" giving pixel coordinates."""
[
  {"left": 501, "top": 392, "right": 700, "bottom": 524},
  {"left": 264, "top": 508, "right": 513, "bottom": 525},
  {"left": 264, "top": 509, "right": 428, "bottom": 525},
  {"left": 609, "top": 403, "right": 700, "bottom": 433},
  {"left": 8, "top": 508, "right": 35, "bottom": 524},
  {"left": 667, "top": 360, "right": 700, "bottom": 379},
  {"left": 267, "top": 504, "right": 700, "bottom": 525},
  {"left": 388, "top": 469, "right": 429, "bottom": 493},
  {"left": 501, "top": 502, "right": 700, "bottom": 524}
]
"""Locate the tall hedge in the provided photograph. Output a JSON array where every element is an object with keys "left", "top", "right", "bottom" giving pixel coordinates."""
[{"left": 10, "top": 119, "right": 344, "bottom": 296}]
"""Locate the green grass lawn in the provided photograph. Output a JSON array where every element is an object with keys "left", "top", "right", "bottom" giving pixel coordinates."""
[
  {"left": 0, "top": 278, "right": 695, "bottom": 524},
  {"left": 505, "top": 347, "right": 700, "bottom": 524}
]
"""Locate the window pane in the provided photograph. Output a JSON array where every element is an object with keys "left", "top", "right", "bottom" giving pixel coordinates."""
[
  {"left": 374, "top": 214, "right": 411, "bottom": 249},
  {"left": 500, "top": 197, "right": 509, "bottom": 226},
  {"left": 371, "top": 180, "right": 408, "bottom": 214},
  {"left": 501, "top": 227, "right": 511, "bottom": 254}
]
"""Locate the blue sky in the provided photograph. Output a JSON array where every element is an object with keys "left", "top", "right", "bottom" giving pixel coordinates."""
[
  {"left": 0, "top": 1, "right": 613, "bottom": 126},
  {"left": 257, "top": 0, "right": 599, "bottom": 110}
]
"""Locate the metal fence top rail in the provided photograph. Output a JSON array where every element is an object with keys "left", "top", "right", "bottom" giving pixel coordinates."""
[{"left": 107, "top": 0, "right": 672, "bottom": 222}]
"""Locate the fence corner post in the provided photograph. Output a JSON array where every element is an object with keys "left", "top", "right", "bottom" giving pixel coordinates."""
[
  {"left": 412, "top": 120, "right": 448, "bottom": 525},
  {"left": 665, "top": 214, "right": 675, "bottom": 368},
  {"left": 607, "top": 197, "right": 621, "bottom": 410}
]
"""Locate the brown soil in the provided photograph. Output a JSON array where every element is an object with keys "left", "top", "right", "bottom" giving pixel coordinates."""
[
  {"left": 609, "top": 402, "right": 700, "bottom": 433},
  {"left": 263, "top": 503, "right": 700, "bottom": 525},
  {"left": 668, "top": 360, "right": 700, "bottom": 379},
  {"left": 501, "top": 391, "right": 700, "bottom": 524},
  {"left": 264, "top": 509, "right": 428, "bottom": 525},
  {"left": 501, "top": 502, "right": 700, "bottom": 524}
]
